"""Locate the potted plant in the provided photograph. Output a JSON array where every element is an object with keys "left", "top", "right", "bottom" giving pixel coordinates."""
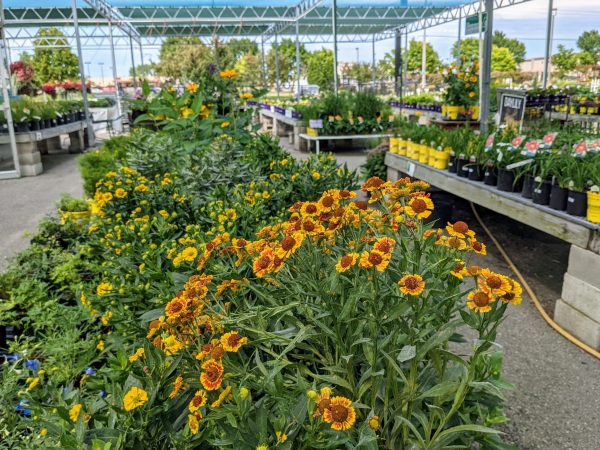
[
  {"left": 11, "top": 100, "right": 31, "bottom": 133},
  {"left": 564, "top": 153, "right": 593, "bottom": 217},
  {"left": 496, "top": 135, "right": 527, "bottom": 192}
]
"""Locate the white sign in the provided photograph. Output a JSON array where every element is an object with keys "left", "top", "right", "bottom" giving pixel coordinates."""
[{"left": 309, "top": 119, "right": 323, "bottom": 129}]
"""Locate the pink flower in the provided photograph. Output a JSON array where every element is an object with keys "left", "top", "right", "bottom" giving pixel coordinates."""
[
  {"left": 525, "top": 140, "right": 539, "bottom": 152},
  {"left": 511, "top": 137, "right": 524, "bottom": 147},
  {"left": 543, "top": 133, "right": 555, "bottom": 145}
]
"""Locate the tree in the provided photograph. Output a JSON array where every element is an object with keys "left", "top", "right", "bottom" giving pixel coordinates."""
[
  {"left": 576, "top": 30, "right": 600, "bottom": 63},
  {"left": 492, "top": 31, "right": 526, "bottom": 63},
  {"left": 405, "top": 39, "right": 441, "bottom": 73},
  {"left": 31, "top": 28, "right": 79, "bottom": 83},
  {"left": 376, "top": 51, "right": 395, "bottom": 79},
  {"left": 342, "top": 63, "right": 373, "bottom": 83},
  {"left": 266, "top": 38, "right": 307, "bottom": 86},
  {"left": 491, "top": 45, "right": 517, "bottom": 72},
  {"left": 451, "top": 38, "right": 517, "bottom": 72},
  {"left": 234, "top": 53, "right": 264, "bottom": 87},
  {"left": 156, "top": 37, "right": 214, "bottom": 81},
  {"left": 129, "top": 63, "right": 157, "bottom": 78},
  {"left": 552, "top": 44, "right": 578, "bottom": 75},
  {"left": 306, "top": 48, "right": 334, "bottom": 91}
]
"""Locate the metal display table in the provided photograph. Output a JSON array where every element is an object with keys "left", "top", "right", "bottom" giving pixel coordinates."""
[
  {"left": 299, "top": 133, "right": 391, "bottom": 155},
  {"left": 0, "top": 121, "right": 89, "bottom": 176},
  {"left": 385, "top": 152, "right": 600, "bottom": 350},
  {"left": 258, "top": 109, "right": 305, "bottom": 151}
]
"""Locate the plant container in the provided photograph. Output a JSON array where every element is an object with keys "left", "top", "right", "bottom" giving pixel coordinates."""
[
  {"left": 467, "top": 164, "right": 485, "bottom": 181},
  {"left": 521, "top": 174, "right": 535, "bottom": 199},
  {"left": 447, "top": 153, "right": 457, "bottom": 173},
  {"left": 549, "top": 185, "right": 568, "bottom": 211},
  {"left": 30, "top": 119, "right": 41, "bottom": 131},
  {"left": 566, "top": 190, "right": 587, "bottom": 217},
  {"left": 483, "top": 165, "right": 498, "bottom": 186},
  {"left": 532, "top": 180, "right": 551, "bottom": 205},
  {"left": 497, "top": 169, "right": 520, "bottom": 192},
  {"left": 16, "top": 121, "right": 29, "bottom": 133},
  {"left": 456, "top": 157, "right": 469, "bottom": 178},
  {"left": 587, "top": 192, "right": 600, "bottom": 223},
  {"left": 44, "top": 119, "right": 52, "bottom": 128}
]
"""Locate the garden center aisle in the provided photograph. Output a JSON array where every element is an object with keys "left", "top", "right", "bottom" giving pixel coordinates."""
[
  {"left": 0, "top": 153, "right": 83, "bottom": 271},
  {"left": 284, "top": 143, "right": 600, "bottom": 449}
]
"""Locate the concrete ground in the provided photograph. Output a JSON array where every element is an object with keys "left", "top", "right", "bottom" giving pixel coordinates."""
[
  {"left": 283, "top": 139, "right": 600, "bottom": 449},
  {"left": 0, "top": 153, "right": 83, "bottom": 271},
  {"left": 1, "top": 137, "right": 599, "bottom": 448}
]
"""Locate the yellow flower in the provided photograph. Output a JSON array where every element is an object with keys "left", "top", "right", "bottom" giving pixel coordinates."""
[
  {"left": 256, "top": 445, "right": 269, "bottom": 450},
  {"left": 188, "top": 390, "right": 208, "bottom": 413},
  {"left": 311, "top": 171, "right": 321, "bottom": 181},
  {"left": 398, "top": 274, "right": 425, "bottom": 296},
  {"left": 322, "top": 396, "right": 356, "bottom": 430},
  {"left": 169, "top": 376, "right": 184, "bottom": 399},
  {"left": 276, "top": 431, "right": 288, "bottom": 443},
  {"left": 128, "top": 347, "right": 145, "bottom": 363},
  {"left": 123, "top": 386, "right": 148, "bottom": 412},
  {"left": 135, "top": 184, "right": 149, "bottom": 193},
  {"left": 188, "top": 413, "right": 201, "bottom": 435},
  {"left": 211, "top": 385, "right": 232, "bottom": 408},
  {"left": 27, "top": 377, "right": 40, "bottom": 391},
  {"left": 468, "top": 92, "right": 475, "bottom": 98},
  {"left": 220, "top": 331, "right": 248, "bottom": 352},
  {"left": 100, "top": 311, "right": 113, "bottom": 326},
  {"left": 96, "top": 340, "right": 105, "bottom": 351},
  {"left": 239, "top": 387, "right": 249, "bottom": 399},
  {"left": 40, "top": 428, "right": 48, "bottom": 437},
  {"left": 180, "top": 107, "right": 193, "bottom": 118},
  {"left": 335, "top": 253, "right": 359, "bottom": 273},
  {"left": 240, "top": 92, "right": 254, "bottom": 99},
  {"left": 158, "top": 210, "right": 170, "bottom": 219},
  {"left": 368, "top": 415, "right": 380, "bottom": 431},
  {"left": 467, "top": 290, "right": 493, "bottom": 313},
  {"left": 220, "top": 121, "right": 230, "bottom": 129},
  {"left": 262, "top": 191, "right": 270, "bottom": 200},
  {"left": 115, "top": 188, "right": 127, "bottom": 198},
  {"left": 69, "top": 404, "right": 90, "bottom": 423},
  {"left": 220, "top": 69, "right": 237, "bottom": 78},
  {"left": 96, "top": 282, "right": 113, "bottom": 296},
  {"left": 162, "top": 335, "right": 183, "bottom": 355},
  {"left": 186, "top": 83, "right": 198, "bottom": 93}
]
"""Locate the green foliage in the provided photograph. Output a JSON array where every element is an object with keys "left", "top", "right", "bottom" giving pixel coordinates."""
[
  {"left": 342, "top": 62, "right": 374, "bottom": 83},
  {"left": 156, "top": 37, "right": 214, "bottom": 81},
  {"left": 31, "top": 28, "right": 79, "bottom": 83},
  {"left": 306, "top": 48, "right": 335, "bottom": 91},
  {"left": 79, "top": 135, "right": 131, "bottom": 195},
  {"left": 451, "top": 39, "right": 518, "bottom": 72},
  {"left": 268, "top": 38, "right": 308, "bottom": 86},
  {"left": 491, "top": 46, "right": 517, "bottom": 72},
  {"left": 362, "top": 146, "right": 388, "bottom": 180},
  {"left": 405, "top": 39, "right": 441, "bottom": 73},
  {"left": 576, "top": 30, "right": 600, "bottom": 62},
  {"left": 234, "top": 53, "right": 264, "bottom": 87},
  {"left": 492, "top": 31, "right": 526, "bottom": 63}
]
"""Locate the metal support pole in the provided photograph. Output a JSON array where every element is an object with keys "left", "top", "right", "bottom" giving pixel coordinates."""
[
  {"left": 457, "top": 8, "right": 462, "bottom": 64},
  {"left": 478, "top": 0, "right": 483, "bottom": 112},
  {"left": 403, "top": 28, "right": 408, "bottom": 96},
  {"left": 542, "top": 0, "right": 554, "bottom": 88},
  {"left": 332, "top": 0, "right": 338, "bottom": 93},
  {"left": 139, "top": 40, "right": 145, "bottom": 82},
  {"left": 421, "top": 28, "right": 427, "bottom": 89},
  {"left": 394, "top": 31, "right": 401, "bottom": 96},
  {"left": 108, "top": 21, "right": 122, "bottom": 121},
  {"left": 480, "top": 0, "right": 494, "bottom": 133},
  {"left": 275, "top": 33, "right": 280, "bottom": 97},
  {"left": 0, "top": 0, "right": 19, "bottom": 177},
  {"left": 71, "top": 0, "right": 94, "bottom": 146},
  {"left": 371, "top": 34, "right": 376, "bottom": 91},
  {"left": 261, "top": 35, "right": 267, "bottom": 88},
  {"left": 295, "top": 10, "right": 301, "bottom": 98},
  {"left": 129, "top": 35, "right": 137, "bottom": 89}
]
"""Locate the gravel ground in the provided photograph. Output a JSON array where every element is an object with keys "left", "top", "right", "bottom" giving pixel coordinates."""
[{"left": 0, "top": 152, "right": 83, "bottom": 271}]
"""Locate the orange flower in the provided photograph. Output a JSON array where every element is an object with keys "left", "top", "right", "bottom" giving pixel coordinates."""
[
  {"left": 276, "top": 233, "right": 304, "bottom": 258},
  {"left": 359, "top": 250, "right": 391, "bottom": 272},
  {"left": 398, "top": 274, "right": 425, "bottom": 296},
  {"left": 169, "top": 376, "right": 184, "bottom": 399},
  {"left": 220, "top": 331, "right": 248, "bottom": 352},
  {"left": 300, "top": 202, "right": 321, "bottom": 217},
  {"left": 404, "top": 195, "right": 434, "bottom": 219},
  {"left": 335, "top": 253, "right": 359, "bottom": 273},
  {"left": 200, "top": 359, "right": 223, "bottom": 391},
  {"left": 500, "top": 277, "right": 523, "bottom": 305},
  {"left": 467, "top": 290, "right": 493, "bottom": 313},
  {"left": 478, "top": 269, "right": 511, "bottom": 296},
  {"left": 446, "top": 236, "right": 468, "bottom": 251},
  {"left": 450, "top": 260, "right": 468, "bottom": 279},
  {"left": 322, "top": 396, "right": 356, "bottom": 431},
  {"left": 188, "top": 412, "right": 201, "bottom": 435},
  {"left": 373, "top": 237, "right": 395, "bottom": 255},
  {"left": 313, "top": 387, "right": 332, "bottom": 418},
  {"left": 446, "top": 221, "right": 475, "bottom": 239},
  {"left": 220, "top": 69, "right": 237, "bottom": 78},
  {"left": 469, "top": 238, "right": 487, "bottom": 255}
]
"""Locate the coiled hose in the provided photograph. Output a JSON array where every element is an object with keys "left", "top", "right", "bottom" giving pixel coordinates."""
[{"left": 470, "top": 202, "right": 600, "bottom": 360}]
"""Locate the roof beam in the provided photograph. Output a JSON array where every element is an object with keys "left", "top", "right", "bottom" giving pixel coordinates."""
[{"left": 82, "top": 0, "right": 141, "bottom": 43}]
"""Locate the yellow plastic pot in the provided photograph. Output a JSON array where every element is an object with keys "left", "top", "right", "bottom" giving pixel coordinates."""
[
  {"left": 419, "top": 145, "right": 429, "bottom": 163},
  {"left": 470, "top": 105, "right": 480, "bottom": 121},
  {"left": 407, "top": 141, "right": 417, "bottom": 159},
  {"left": 446, "top": 105, "right": 461, "bottom": 120},
  {"left": 389, "top": 137, "right": 399, "bottom": 154},
  {"left": 428, "top": 147, "right": 437, "bottom": 166},
  {"left": 441, "top": 105, "right": 448, "bottom": 117},
  {"left": 587, "top": 192, "right": 600, "bottom": 223},
  {"left": 398, "top": 139, "right": 407, "bottom": 156}
]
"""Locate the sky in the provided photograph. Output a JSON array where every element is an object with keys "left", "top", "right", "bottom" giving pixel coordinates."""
[{"left": 9, "top": 0, "right": 600, "bottom": 80}]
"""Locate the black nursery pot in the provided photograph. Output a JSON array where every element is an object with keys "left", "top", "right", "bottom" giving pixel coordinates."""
[
  {"left": 521, "top": 174, "right": 535, "bottom": 199},
  {"left": 16, "top": 121, "right": 29, "bottom": 133},
  {"left": 566, "top": 190, "right": 587, "bottom": 216},
  {"left": 456, "top": 158, "right": 469, "bottom": 178},
  {"left": 468, "top": 164, "right": 485, "bottom": 181},
  {"left": 549, "top": 185, "right": 568, "bottom": 211},
  {"left": 483, "top": 165, "right": 498, "bottom": 186},
  {"left": 29, "top": 119, "right": 40, "bottom": 131},
  {"left": 532, "top": 180, "right": 551, "bottom": 205},
  {"left": 448, "top": 154, "right": 457, "bottom": 173},
  {"left": 497, "top": 168, "right": 520, "bottom": 192},
  {"left": 44, "top": 119, "right": 52, "bottom": 128}
]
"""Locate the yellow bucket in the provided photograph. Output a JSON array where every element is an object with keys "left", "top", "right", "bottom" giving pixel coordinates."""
[
  {"left": 419, "top": 145, "right": 429, "bottom": 163},
  {"left": 587, "top": 192, "right": 600, "bottom": 223},
  {"left": 428, "top": 147, "right": 437, "bottom": 166},
  {"left": 446, "top": 105, "right": 461, "bottom": 120},
  {"left": 389, "top": 137, "right": 399, "bottom": 154},
  {"left": 398, "top": 139, "right": 407, "bottom": 156}
]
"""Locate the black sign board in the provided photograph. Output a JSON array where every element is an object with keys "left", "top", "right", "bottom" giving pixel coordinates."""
[{"left": 498, "top": 93, "right": 527, "bottom": 130}]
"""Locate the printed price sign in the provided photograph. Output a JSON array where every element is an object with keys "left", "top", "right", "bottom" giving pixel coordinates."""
[{"left": 309, "top": 119, "right": 323, "bottom": 129}]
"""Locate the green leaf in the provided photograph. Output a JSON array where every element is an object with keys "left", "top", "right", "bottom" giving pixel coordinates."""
[
  {"left": 397, "top": 345, "right": 416, "bottom": 362},
  {"left": 418, "top": 381, "right": 459, "bottom": 399}
]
